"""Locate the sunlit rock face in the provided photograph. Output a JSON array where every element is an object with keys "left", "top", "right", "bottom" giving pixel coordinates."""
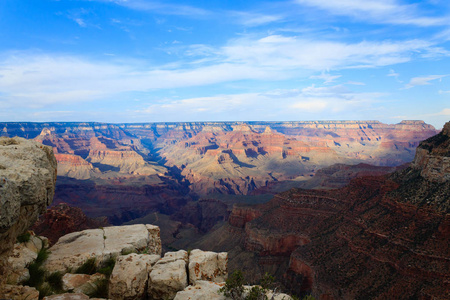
[
  {"left": 214, "top": 123, "right": 450, "bottom": 299},
  {"left": 0, "top": 137, "right": 57, "bottom": 289}
]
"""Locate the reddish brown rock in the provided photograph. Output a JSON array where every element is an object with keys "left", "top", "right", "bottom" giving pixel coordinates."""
[
  {"left": 32, "top": 203, "right": 109, "bottom": 245},
  {"left": 217, "top": 123, "right": 450, "bottom": 299}
]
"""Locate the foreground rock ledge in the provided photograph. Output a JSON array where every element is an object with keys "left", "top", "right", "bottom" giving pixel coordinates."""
[{"left": 0, "top": 137, "right": 57, "bottom": 289}]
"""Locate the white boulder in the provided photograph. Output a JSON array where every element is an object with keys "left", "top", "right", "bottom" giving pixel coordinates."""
[
  {"left": 148, "top": 250, "right": 188, "bottom": 300},
  {"left": 188, "top": 249, "right": 228, "bottom": 284},
  {"left": 108, "top": 253, "right": 160, "bottom": 300}
]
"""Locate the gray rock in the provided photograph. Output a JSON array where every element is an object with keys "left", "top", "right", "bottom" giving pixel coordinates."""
[
  {"left": 109, "top": 253, "right": 160, "bottom": 300},
  {"left": 44, "top": 224, "right": 161, "bottom": 273},
  {"left": 148, "top": 250, "right": 188, "bottom": 300},
  {"left": 0, "top": 137, "right": 56, "bottom": 289}
]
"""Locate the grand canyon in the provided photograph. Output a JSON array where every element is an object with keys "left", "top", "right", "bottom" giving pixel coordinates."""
[{"left": 1, "top": 120, "right": 448, "bottom": 299}]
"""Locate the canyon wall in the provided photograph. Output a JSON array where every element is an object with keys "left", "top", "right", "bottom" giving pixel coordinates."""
[{"left": 203, "top": 122, "right": 449, "bottom": 299}]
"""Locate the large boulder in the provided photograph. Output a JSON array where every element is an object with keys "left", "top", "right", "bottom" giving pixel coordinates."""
[
  {"left": 44, "top": 224, "right": 161, "bottom": 272},
  {"left": 0, "top": 137, "right": 57, "bottom": 290},
  {"left": 148, "top": 250, "right": 188, "bottom": 300},
  {"left": 108, "top": 253, "right": 160, "bottom": 300},
  {"left": 174, "top": 281, "right": 226, "bottom": 300},
  {"left": 188, "top": 249, "right": 227, "bottom": 284}
]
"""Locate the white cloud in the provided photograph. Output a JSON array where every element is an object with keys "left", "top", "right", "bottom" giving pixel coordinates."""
[
  {"left": 104, "top": 0, "right": 210, "bottom": 16},
  {"left": 310, "top": 73, "right": 341, "bottom": 84},
  {"left": 74, "top": 18, "right": 86, "bottom": 27},
  {"left": 136, "top": 85, "right": 383, "bottom": 120},
  {"left": 438, "top": 90, "right": 450, "bottom": 94},
  {"left": 222, "top": 35, "right": 442, "bottom": 70},
  {"left": 387, "top": 69, "right": 399, "bottom": 77},
  {"left": 295, "top": 0, "right": 449, "bottom": 26},
  {"left": 0, "top": 34, "right": 446, "bottom": 109},
  {"left": 230, "top": 12, "right": 283, "bottom": 26},
  {"left": 403, "top": 75, "right": 447, "bottom": 89}
]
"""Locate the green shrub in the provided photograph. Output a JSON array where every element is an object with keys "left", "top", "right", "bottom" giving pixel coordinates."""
[
  {"left": 37, "top": 282, "right": 53, "bottom": 300},
  {"left": 219, "top": 270, "right": 245, "bottom": 300},
  {"left": 75, "top": 257, "right": 97, "bottom": 275},
  {"left": 87, "top": 278, "right": 109, "bottom": 298},
  {"left": 17, "top": 231, "right": 31, "bottom": 243},
  {"left": 98, "top": 257, "right": 116, "bottom": 278},
  {"left": 46, "top": 271, "right": 63, "bottom": 291},
  {"left": 24, "top": 262, "right": 46, "bottom": 287},
  {"left": 35, "top": 247, "right": 50, "bottom": 265},
  {"left": 246, "top": 286, "right": 267, "bottom": 300}
]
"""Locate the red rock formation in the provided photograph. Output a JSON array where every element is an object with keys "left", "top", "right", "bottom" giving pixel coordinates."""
[
  {"left": 222, "top": 123, "right": 450, "bottom": 299},
  {"left": 32, "top": 203, "right": 109, "bottom": 245},
  {"left": 54, "top": 153, "right": 94, "bottom": 179}
]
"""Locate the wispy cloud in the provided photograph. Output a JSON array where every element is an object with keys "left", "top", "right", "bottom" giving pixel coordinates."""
[
  {"left": 136, "top": 85, "right": 384, "bottom": 121},
  {"left": 230, "top": 11, "right": 283, "bottom": 26},
  {"left": 0, "top": 33, "right": 446, "bottom": 109},
  {"left": 310, "top": 72, "right": 341, "bottom": 84},
  {"left": 295, "top": 0, "right": 449, "bottom": 26},
  {"left": 73, "top": 18, "right": 87, "bottom": 27},
  {"left": 403, "top": 75, "right": 447, "bottom": 89},
  {"left": 103, "top": 0, "right": 210, "bottom": 17},
  {"left": 222, "top": 35, "right": 445, "bottom": 70}
]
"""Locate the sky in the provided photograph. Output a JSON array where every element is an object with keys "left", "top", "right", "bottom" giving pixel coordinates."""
[{"left": 0, "top": 0, "right": 449, "bottom": 128}]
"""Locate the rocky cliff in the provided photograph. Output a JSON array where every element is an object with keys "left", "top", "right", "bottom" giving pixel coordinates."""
[
  {"left": 0, "top": 137, "right": 57, "bottom": 290},
  {"left": 0, "top": 121, "right": 438, "bottom": 197},
  {"left": 197, "top": 122, "right": 450, "bottom": 299}
]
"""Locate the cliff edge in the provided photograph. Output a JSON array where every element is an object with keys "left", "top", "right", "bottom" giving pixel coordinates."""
[{"left": 0, "top": 137, "right": 57, "bottom": 288}]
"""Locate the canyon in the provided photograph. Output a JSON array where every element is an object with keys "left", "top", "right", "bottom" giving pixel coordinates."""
[
  {"left": 0, "top": 120, "right": 448, "bottom": 299},
  {"left": 193, "top": 121, "right": 450, "bottom": 299},
  {"left": 0, "top": 121, "right": 438, "bottom": 226}
]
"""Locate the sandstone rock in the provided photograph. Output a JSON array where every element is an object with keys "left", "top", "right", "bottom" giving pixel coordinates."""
[
  {"left": 62, "top": 273, "right": 105, "bottom": 294},
  {"left": 6, "top": 240, "right": 37, "bottom": 284},
  {"left": 0, "top": 137, "right": 57, "bottom": 289},
  {"left": 0, "top": 284, "right": 39, "bottom": 300},
  {"left": 43, "top": 293, "right": 90, "bottom": 300},
  {"left": 148, "top": 250, "right": 188, "bottom": 300},
  {"left": 44, "top": 224, "right": 161, "bottom": 273},
  {"left": 108, "top": 253, "right": 160, "bottom": 300},
  {"left": 188, "top": 249, "right": 228, "bottom": 284},
  {"left": 7, "top": 235, "right": 44, "bottom": 271},
  {"left": 174, "top": 280, "right": 226, "bottom": 300}
]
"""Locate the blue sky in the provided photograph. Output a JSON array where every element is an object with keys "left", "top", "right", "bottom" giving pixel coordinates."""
[{"left": 0, "top": 0, "right": 449, "bottom": 128}]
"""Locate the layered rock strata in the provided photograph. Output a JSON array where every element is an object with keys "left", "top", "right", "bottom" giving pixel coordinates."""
[{"left": 205, "top": 122, "right": 450, "bottom": 299}]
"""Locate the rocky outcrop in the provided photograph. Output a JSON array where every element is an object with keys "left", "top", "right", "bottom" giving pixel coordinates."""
[
  {"left": 109, "top": 253, "right": 160, "bottom": 300},
  {"left": 148, "top": 250, "right": 189, "bottom": 300},
  {"left": 54, "top": 154, "right": 94, "bottom": 180},
  {"left": 0, "top": 137, "right": 57, "bottom": 290},
  {"left": 32, "top": 203, "right": 109, "bottom": 245},
  {"left": 412, "top": 121, "right": 450, "bottom": 183},
  {"left": 188, "top": 249, "right": 228, "bottom": 284},
  {"left": 44, "top": 224, "right": 161, "bottom": 273}
]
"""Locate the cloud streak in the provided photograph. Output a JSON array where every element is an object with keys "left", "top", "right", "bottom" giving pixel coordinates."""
[
  {"left": 403, "top": 75, "right": 447, "bottom": 89},
  {"left": 0, "top": 34, "right": 446, "bottom": 109},
  {"left": 295, "top": 0, "right": 449, "bottom": 26}
]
